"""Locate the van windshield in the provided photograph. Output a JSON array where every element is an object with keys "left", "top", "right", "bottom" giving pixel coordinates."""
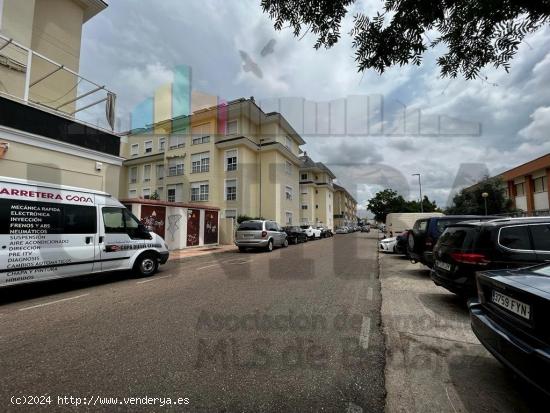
[{"left": 238, "top": 222, "right": 263, "bottom": 231}]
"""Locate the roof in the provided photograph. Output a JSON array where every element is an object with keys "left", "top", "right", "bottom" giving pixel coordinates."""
[
  {"left": 498, "top": 152, "right": 550, "bottom": 181},
  {"left": 76, "top": 0, "right": 108, "bottom": 22},
  {"left": 299, "top": 155, "right": 336, "bottom": 179},
  {"left": 333, "top": 183, "right": 357, "bottom": 204}
]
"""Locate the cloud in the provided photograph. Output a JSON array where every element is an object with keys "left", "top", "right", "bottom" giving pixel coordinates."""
[{"left": 519, "top": 106, "right": 550, "bottom": 142}]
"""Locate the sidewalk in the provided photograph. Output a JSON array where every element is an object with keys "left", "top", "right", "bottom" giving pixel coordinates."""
[{"left": 168, "top": 244, "right": 237, "bottom": 261}]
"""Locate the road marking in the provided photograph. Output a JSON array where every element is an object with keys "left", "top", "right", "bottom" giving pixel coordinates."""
[
  {"left": 367, "top": 287, "right": 373, "bottom": 301},
  {"left": 196, "top": 264, "right": 219, "bottom": 271},
  {"left": 136, "top": 275, "right": 172, "bottom": 284},
  {"left": 19, "top": 294, "right": 90, "bottom": 311},
  {"left": 359, "top": 316, "right": 371, "bottom": 350}
]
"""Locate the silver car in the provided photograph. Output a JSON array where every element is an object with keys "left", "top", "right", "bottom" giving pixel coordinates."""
[{"left": 235, "top": 220, "right": 288, "bottom": 252}]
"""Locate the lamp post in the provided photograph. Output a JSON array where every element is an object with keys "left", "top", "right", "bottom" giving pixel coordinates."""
[
  {"left": 412, "top": 173, "right": 423, "bottom": 213},
  {"left": 482, "top": 192, "right": 489, "bottom": 216}
]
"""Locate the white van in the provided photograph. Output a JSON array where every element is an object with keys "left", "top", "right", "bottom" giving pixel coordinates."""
[
  {"left": 385, "top": 212, "right": 444, "bottom": 235},
  {"left": 0, "top": 176, "right": 169, "bottom": 287}
]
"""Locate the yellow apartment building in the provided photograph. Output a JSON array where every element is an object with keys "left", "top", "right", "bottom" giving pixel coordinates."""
[
  {"left": 0, "top": 0, "right": 122, "bottom": 194},
  {"left": 120, "top": 98, "right": 304, "bottom": 226},
  {"left": 333, "top": 183, "right": 358, "bottom": 228},
  {"left": 299, "top": 154, "right": 335, "bottom": 229}
]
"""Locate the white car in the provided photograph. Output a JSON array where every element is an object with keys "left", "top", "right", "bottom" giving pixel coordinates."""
[
  {"left": 300, "top": 225, "right": 322, "bottom": 239},
  {"left": 335, "top": 226, "right": 348, "bottom": 234},
  {"left": 379, "top": 237, "right": 398, "bottom": 253}
]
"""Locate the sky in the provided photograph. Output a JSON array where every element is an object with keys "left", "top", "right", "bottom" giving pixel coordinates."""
[{"left": 78, "top": 0, "right": 550, "bottom": 212}]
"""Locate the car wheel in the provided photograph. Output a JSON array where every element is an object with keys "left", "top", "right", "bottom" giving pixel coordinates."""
[
  {"left": 293, "top": 236, "right": 298, "bottom": 244},
  {"left": 134, "top": 253, "right": 158, "bottom": 277},
  {"left": 283, "top": 238, "right": 289, "bottom": 248},
  {"left": 265, "top": 239, "right": 273, "bottom": 252}
]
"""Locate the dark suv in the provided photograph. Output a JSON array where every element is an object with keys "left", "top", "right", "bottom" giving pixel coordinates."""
[
  {"left": 431, "top": 217, "right": 550, "bottom": 297},
  {"left": 408, "top": 215, "right": 500, "bottom": 267}
]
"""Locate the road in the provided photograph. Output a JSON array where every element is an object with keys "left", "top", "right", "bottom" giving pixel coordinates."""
[{"left": 0, "top": 232, "right": 384, "bottom": 412}]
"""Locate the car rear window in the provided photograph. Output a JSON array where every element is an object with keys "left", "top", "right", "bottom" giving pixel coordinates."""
[
  {"left": 238, "top": 222, "right": 263, "bottom": 231},
  {"left": 300, "top": 225, "right": 309, "bottom": 229},
  {"left": 438, "top": 226, "right": 475, "bottom": 248},
  {"left": 413, "top": 219, "right": 428, "bottom": 232},
  {"left": 499, "top": 226, "right": 532, "bottom": 250},
  {"left": 435, "top": 219, "right": 457, "bottom": 235},
  {"left": 530, "top": 224, "right": 550, "bottom": 251}
]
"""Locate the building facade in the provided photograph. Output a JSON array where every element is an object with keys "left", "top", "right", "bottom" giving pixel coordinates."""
[
  {"left": 121, "top": 98, "right": 304, "bottom": 226},
  {"left": 0, "top": 0, "right": 122, "bottom": 194},
  {"left": 500, "top": 153, "right": 550, "bottom": 215},
  {"left": 333, "top": 183, "right": 358, "bottom": 228},
  {"left": 298, "top": 155, "right": 335, "bottom": 229}
]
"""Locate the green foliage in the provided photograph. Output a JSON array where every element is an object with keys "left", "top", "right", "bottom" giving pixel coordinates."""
[
  {"left": 446, "top": 176, "right": 514, "bottom": 215},
  {"left": 237, "top": 215, "right": 265, "bottom": 224},
  {"left": 261, "top": 0, "right": 550, "bottom": 79},
  {"left": 149, "top": 191, "right": 160, "bottom": 201},
  {"left": 367, "top": 189, "right": 440, "bottom": 222}
]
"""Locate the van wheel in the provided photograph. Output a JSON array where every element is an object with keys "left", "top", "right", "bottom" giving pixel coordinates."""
[
  {"left": 265, "top": 239, "right": 273, "bottom": 252},
  {"left": 134, "top": 253, "right": 158, "bottom": 277}
]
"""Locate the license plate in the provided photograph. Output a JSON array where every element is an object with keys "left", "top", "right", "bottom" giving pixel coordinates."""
[
  {"left": 243, "top": 234, "right": 254, "bottom": 238},
  {"left": 491, "top": 290, "right": 531, "bottom": 320},
  {"left": 435, "top": 260, "right": 451, "bottom": 271}
]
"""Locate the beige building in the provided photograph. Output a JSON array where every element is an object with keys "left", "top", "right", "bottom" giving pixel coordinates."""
[
  {"left": 0, "top": 0, "right": 122, "bottom": 194},
  {"left": 121, "top": 98, "right": 304, "bottom": 226},
  {"left": 333, "top": 183, "right": 358, "bottom": 228},
  {"left": 298, "top": 155, "right": 335, "bottom": 229}
]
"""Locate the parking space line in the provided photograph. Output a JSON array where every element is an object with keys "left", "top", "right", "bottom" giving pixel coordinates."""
[
  {"left": 19, "top": 294, "right": 90, "bottom": 311},
  {"left": 196, "top": 264, "right": 219, "bottom": 271},
  {"left": 136, "top": 275, "right": 172, "bottom": 284},
  {"left": 359, "top": 316, "right": 371, "bottom": 350},
  {"left": 367, "top": 287, "right": 373, "bottom": 301}
]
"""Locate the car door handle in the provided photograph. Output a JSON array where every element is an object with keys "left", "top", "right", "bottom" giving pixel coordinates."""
[
  {"left": 98, "top": 236, "right": 104, "bottom": 243},
  {"left": 85, "top": 236, "right": 93, "bottom": 244}
]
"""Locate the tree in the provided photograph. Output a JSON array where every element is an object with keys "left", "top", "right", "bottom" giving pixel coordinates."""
[
  {"left": 447, "top": 176, "right": 514, "bottom": 215},
  {"left": 261, "top": 0, "right": 550, "bottom": 79},
  {"left": 366, "top": 189, "right": 439, "bottom": 222},
  {"left": 150, "top": 190, "right": 160, "bottom": 201}
]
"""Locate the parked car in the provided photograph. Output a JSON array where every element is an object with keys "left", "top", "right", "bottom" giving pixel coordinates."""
[
  {"left": 431, "top": 217, "right": 550, "bottom": 297},
  {"left": 300, "top": 225, "right": 322, "bottom": 239},
  {"left": 395, "top": 230, "right": 410, "bottom": 255},
  {"left": 469, "top": 263, "right": 550, "bottom": 396},
  {"left": 316, "top": 225, "right": 333, "bottom": 238},
  {"left": 235, "top": 220, "right": 288, "bottom": 252},
  {"left": 335, "top": 226, "right": 349, "bottom": 234},
  {"left": 408, "top": 215, "right": 500, "bottom": 267},
  {"left": 283, "top": 226, "right": 308, "bottom": 244},
  {"left": 361, "top": 225, "right": 370, "bottom": 233},
  {"left": 379, "top": 236, "right": 398, "bottom": 253}
]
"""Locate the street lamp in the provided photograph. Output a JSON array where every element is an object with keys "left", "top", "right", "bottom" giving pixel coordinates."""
[
  {"left": 482, "top": 192, "right": 489, "bottom": 216},
  {"left": 412, "top": 173, "right": 423, "bottom": 213}
]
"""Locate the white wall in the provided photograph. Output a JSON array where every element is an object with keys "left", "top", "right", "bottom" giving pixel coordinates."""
[
  {"left": 534, "top": 192, "right": 549, "bottom": 211},
  {"left": 515, "top": 196, "right": 527, "bottom": 211}
]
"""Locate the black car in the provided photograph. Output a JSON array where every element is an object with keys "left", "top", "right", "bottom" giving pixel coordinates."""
[
  {"left": 408, "top": 215, "right": 500, "bottom": 267},
  {"left": 395, "top": 230, "right": 409, "bottom": 255},
  {"left": 431, "top": 217, "right": 550, "bottom": 297},
  {"left": 316, "top": 226, "right": 333, "bottom": 238},
  {"left": 283, "top": 226, "right": 308, "bottom": 244},
  {"left": 469, "top": 264, "right": 550, "bottom": 396}
]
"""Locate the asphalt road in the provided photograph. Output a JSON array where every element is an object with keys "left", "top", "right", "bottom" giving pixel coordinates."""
[{"left": 0, "top": 232, "right": 384, "bottom": 412}]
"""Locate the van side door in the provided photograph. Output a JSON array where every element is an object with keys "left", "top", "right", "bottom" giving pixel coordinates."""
[{"left": 99, "top": 206, "right": 152, "bottom": 272}]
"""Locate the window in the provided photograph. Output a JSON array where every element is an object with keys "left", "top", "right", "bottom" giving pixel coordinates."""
[
  {"left": 169, "top": 135, "right": 185, "bottom": 149},
  {"left": 530, "top": 224, "right": 550, "bottom": 251},
  {"left": 159, "top": 138, "right": 166, "bottom": 151},
  {"left": 168, "top": 158, "right": 184, "bottom": 176},
  {"left": 192, "top": 123, "right": 211, "bottom": 145},
  {"left": 225, "top": 179, "right": 237, "bottom": 201},
  {"left": 301, "top": 173, "right": 308, "bottom": 180},
  {"left": 167, "top": 184, "right": 183, "bottom": 202},
  {"left": 143, "top": 164, "right": 151, "bottom": 182},
  {"left": 129, "top": 167, "right": 137, "bottom": 184},
  {"left": 315, "top": 204, "right": 319, "bottom": 209},
  {"left": 301, "top": 205, "right": 308, "bottom": 210},
  {"left": 534, "top": 176, "right": 548, "bottom": 193},
  {"left": 191, "top": 181, "right": 209, "bottom": 201},
  {"left": 144, "top": 140, "right": 153, "bottom": 153},
  {"left": 285, "top": 186, "right": 293, "bottom": 200},
  {"left": 131, "top": 143, "right": 139, "bottom": 156},
  {"left": 102, "top": 207, "right": 148, "bottom": 239},
  {"left": 167, "top": 187, "right": 176, "bottom": 202},
  {"left": 499, "top": 226, "right": 532, "bottom": 250},
  {"left": 285, "top": 212, "right": 293, "bottom": 225},
  {"left": 285, "top": 160, "right": 292, "bottom": 175},
  {"left": 191, "top": 152, "right": 210, "bottom": 173},
  {"left": 128, "top": 189, "right": 137, "bottom": 198},
  {"left": 225, "top": 209, "right": 237, "bottom": 219},
  {"left": 226, "top": 120, "right": 238, "bottom": 135},
  {"left": 157, "top": 164, "right": 164, "bottom": 180},
  {"left": 515, "top": 182, "right": 525, "bottom": 196},
  {"left": 266, "top": 221, "right": 278, "bottom": 231},
  {"left": 225, "top": 149, "right": 238, "bottom": 171},
  {"left": 157, "top": 187, "right": 163, "bottom": 199},
  {"left": 142, "top": 188, "right": 151, "bottom": 199}
]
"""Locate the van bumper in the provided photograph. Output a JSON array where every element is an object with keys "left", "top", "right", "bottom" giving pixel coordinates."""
[
  {"left": 235, "top": 239, "right": 269, "bottom": 248},
  {"left": 159, "top": 251, "right": 170, "bottom": 264}
]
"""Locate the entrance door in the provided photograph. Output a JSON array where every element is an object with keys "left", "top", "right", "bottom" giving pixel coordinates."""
[
  {"left": 204, "top": 210, "right": 218, "bottom": 244},
  {"left": 187, "top": 209, "right": 200, "bottom": 247}
]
